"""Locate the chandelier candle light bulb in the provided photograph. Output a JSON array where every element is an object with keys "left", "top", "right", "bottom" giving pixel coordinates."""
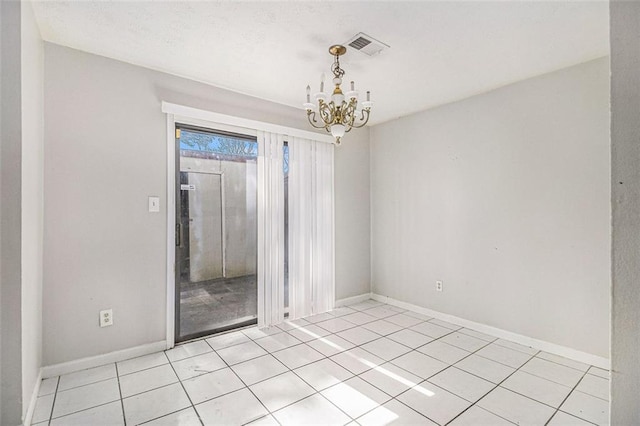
[{"left": 303, "top": 44, "right": 373, "bottom": 145}]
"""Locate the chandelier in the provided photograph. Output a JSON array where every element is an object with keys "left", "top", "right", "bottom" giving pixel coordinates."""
[{"left": 304, "top": 45, "right": 373, "bottom": 145}]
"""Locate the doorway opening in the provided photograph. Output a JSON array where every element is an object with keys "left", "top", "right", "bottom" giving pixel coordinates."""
[{"left": 175, "top": 124, "right": 258, "bottom": 342}]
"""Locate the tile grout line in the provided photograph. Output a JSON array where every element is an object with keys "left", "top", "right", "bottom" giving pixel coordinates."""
[
  {"left": 403, "top": 330, "right": 519, "bottom": 422},
  {"left": 292, "top": 316, "right": 488, "bottom": 425},
  {"left": 159, "top": 350, "right": 205, "bottom": 426},
  {"left": 51, "top": 351, "right": 262, "bottom": 400},
  {"left": 363, "top": 305, "right": 594, "bottom": 375},
  {"left": 200, "top": 309, "right": 427, "bottom": 423},
  {"left": 543, "top": 368, "right": 597, "bottom": 426},
  {"left": 321, "top": 301, "right": 483, "bottom": 424},
  {"left": 283, "top": 310, "right": 504, "bottom": 392},
  {"left": 114, "top": 363, "right": 127, "bottom": 426},
  {"left": 136, "top": 407, "right": 203, "bottom": 425},
  {"left": 52, "top": 375, "right": 118, "bottom": 394},
  {"left": 359, "top": 325, "right": 482, "bottom": 376},
  {"left": 201, "top": 335, "right": 282, "bottom": 426},
  {"left": 366, "top": 327, "right": 501, "bottom": 425},
  {"left": 45, "top": 372, "right": 136, "bottom": 423},
  {"left": 85, "top": 367, "right": 196, "bottom": 425},
  {"left": 285, "top": 356, "right": 360, "bottom": 423},
  {"left": 356, "top": 314, "right": 494, "bottom": 420},
  {"left": 535, "top": 353, "right": 593, "bottom": 372},
  {"left": 242, "top": 337, "right": 360, "bottom": 423},
  {"left": 206, "top": 304, "right": 602, "bottom": 425},
  {"left": 43, "top": 301, "right": 608, "bottom": 426},
  {"left": 395, "top": 315, "right": 602, "bottom": 397},
  {"left": 113, "top": 326, "right": 594, "bottom": 426},
  {"left": 508, "top": 361, "right": 597, "bottom": 393},
  {"left": 163, "top": 322, "right": 497, "bottom": 425},
  {"left": 442, "top": 348, "right": 542, "bottom": 425},
  {"left": 486, "top": 339, "right": 594, "bottom": 416},
  {"left": 499, "top": 369, "right": 608, "bottom": 413},
  {"left": 46, "top": 376, "right": 61, "bottom": 424},
  {"left": 46, "top": 398, "right": 123, "bottom": 423},
  {"left": 569, "top": 387, "right": 610, "bottom": 404}
]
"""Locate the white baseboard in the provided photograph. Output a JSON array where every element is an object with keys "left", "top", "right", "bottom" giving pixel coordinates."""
[
  {"left": 335, "top": 293, "right": 372, "bottom": 307},
  {"left": 23, "top": 368, "right": 43, "bottom": 426},
  {"left": 371, "top": 293, "right": 610, "bottom": 370},
  {"left": 42, "top": 340, "right": 167, "bottom": 379}
]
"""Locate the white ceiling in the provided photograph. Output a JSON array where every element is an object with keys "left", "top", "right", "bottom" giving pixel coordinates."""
[{"left": 31, "top": 1, "right": 609, "bottom": 125}]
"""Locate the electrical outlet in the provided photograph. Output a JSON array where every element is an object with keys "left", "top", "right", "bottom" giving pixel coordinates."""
[
  {"left": 100, "top": 309, "right": 113, "bottom": 327},
  {"left": 436, "top": 280, "right": 443, "bottom": 292}
]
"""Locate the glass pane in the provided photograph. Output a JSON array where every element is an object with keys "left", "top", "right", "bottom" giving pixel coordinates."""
[{"left": 176, "top": 127, "right": 258, "bottom": 341}]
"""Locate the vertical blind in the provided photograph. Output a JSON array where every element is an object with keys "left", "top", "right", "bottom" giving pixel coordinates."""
[
  {"left": 288, "top": 137, "right": 335, "bottom": 320},
  {"left": 257, "top": 132, "right": 335, "bottom": 327},
  {"left": 256, "top": 131, "right": 285, "bottom": 327}
]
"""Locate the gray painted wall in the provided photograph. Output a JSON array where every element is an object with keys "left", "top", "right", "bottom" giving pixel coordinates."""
[
  {"left": 21, "top": 0, "right": 44, "bottom": 419},
  {"left": 43, "top": 43, "right": 371, "bottom": 365},
  {"left": 610, "top": 1, "right": 640, "bottom": 422},
  {"left": 370, "top": 58, "right": 610, "bottom": 358},
  {"left": 334, "top": 129, "right": 371, "bottom": 300},
  {"left": 1, "top": 1, "right": 24, "bottom": 423}
]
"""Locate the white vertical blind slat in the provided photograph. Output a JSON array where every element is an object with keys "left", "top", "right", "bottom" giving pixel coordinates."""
[
  {"left": 258, "top": 131, "right": 334, "bottom": 327},
  {"left": 257, "top": 134, "right": 266, "bottom": 327},
  {"left": 257, "top": 131, "right": 285, "bottom": 327},
  {"left": 288, "top": 137, "right": 335, "bottom": 320}
]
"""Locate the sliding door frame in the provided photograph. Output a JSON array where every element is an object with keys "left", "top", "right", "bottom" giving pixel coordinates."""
[{"left": 163, "top": 103, "right": 333, "bottom": 349}]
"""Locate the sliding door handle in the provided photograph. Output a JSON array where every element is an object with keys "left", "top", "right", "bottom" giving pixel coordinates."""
[{"left": 175, "top": 223, "right": 181, "bottom": 247}]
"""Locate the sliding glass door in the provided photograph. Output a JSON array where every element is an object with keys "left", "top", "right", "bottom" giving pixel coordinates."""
[{"left": 175, "top": 124, "right": 258, "bottom": 342}]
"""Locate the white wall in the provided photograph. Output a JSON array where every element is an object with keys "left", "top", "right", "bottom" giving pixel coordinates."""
[
  {"left": 370, "top": 58, "right": 610, "bottom": 358},
  {"left": 610, "top": 1, "right": 640, "bottom": 422},
  {"left": 1, "top": 2, "right": 44, "bottom": 422},
  {"left": 43, "top": 43, "right": 371, "bottom": 365},
  {"left": 335, "top": 129, "right": 371, "bottom": 300},
  {"left": 1, "top": 1, "right": 24, "bottom": 423},
  {"left": 21, "top": 0, "right": 44, "bottom": 420}
]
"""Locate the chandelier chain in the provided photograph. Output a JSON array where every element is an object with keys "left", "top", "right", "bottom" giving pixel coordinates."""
[{"left": 331, "top": 54, "right": 345, "bottom": 79}]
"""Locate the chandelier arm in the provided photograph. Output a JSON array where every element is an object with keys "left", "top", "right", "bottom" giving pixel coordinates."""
[
  {"left": 306, "top": 111, "right": 329, "bottom": 130},
  {"left": 342, "top": 100, "right": 358, "bottom": 127},
  {"left": 318, "top": 101, "right": 331, "bottom": 125},
  {"left": 307, "top": 110, "right": 318, "bottom": 124},
  {"left": 350, "top": 109, "right": 371, "bottom": 129},
  {"left": 318, "top": 101, "right": 334, "bottom": 127}
]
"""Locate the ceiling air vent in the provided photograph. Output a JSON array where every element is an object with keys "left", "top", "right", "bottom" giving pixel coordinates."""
[{"left": 346, "top": 33, "right": 389, "bottom": 57}]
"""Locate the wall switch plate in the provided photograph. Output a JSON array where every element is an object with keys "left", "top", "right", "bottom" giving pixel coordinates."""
[
  {"left": 436, "top": 280, "right": 443, "bottom": 292},
  {"left": 148, "top": 196, "right": 160, "bottom": 212},
  {"left": 100, "top": 309, "right": 113, "bottom": 327}
]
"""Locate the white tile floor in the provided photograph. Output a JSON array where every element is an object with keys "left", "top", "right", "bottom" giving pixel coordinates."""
[{"left": 33, "top": 299, "right": 610, "bottom": 426}]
